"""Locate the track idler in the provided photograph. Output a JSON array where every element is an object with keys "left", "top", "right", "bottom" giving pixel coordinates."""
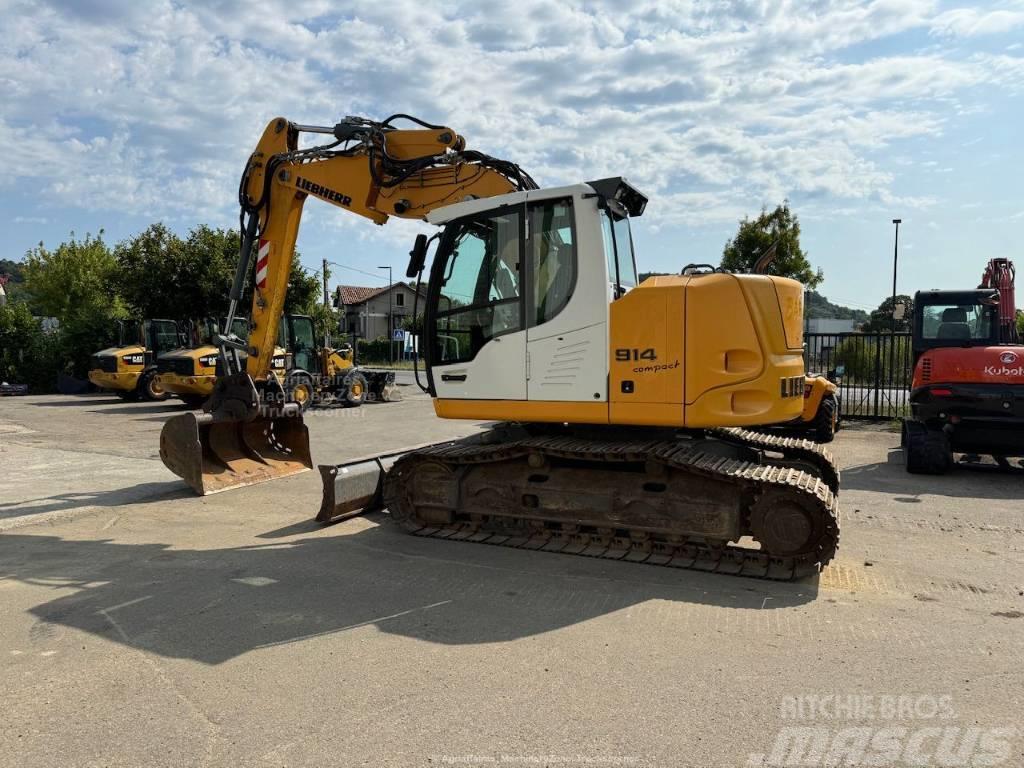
[{"left": 160, "top": 373, "right": 312, "bottom": 495}]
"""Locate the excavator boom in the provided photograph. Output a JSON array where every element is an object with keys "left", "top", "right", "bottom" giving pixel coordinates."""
[{"left": 160, "top": 114, "right": 535, "bottom": 495}]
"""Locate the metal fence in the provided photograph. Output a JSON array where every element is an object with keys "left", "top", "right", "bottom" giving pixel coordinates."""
[{"left": 804, "top": 332, "right": 913, "bottom": 421}]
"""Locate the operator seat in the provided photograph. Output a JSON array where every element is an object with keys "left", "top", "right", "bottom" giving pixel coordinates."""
[
  {"left": 491, "top": 235, "right": 521, "bottom": 336},
  {"left": 936, "top": 308, "right": 971, "bottom": 340}
]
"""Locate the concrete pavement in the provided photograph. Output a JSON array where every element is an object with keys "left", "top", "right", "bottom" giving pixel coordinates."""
[{"left": 1, "top": 391, "right": 1022, "bottom": 767}]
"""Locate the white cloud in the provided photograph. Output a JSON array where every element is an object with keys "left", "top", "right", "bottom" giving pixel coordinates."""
[
  {"left": 0, "top": 0, "right": 1017, "bottom": 234},
  {"left": 931, "top": 6, "right": 1024, "bottom": 37}
]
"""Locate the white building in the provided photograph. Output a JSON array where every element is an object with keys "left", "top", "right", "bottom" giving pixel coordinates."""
[{"left": 806, "top": 318, "right": 857, "bottom": 334}]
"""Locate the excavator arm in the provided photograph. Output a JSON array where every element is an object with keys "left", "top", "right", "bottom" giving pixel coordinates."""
[
  {"left": 161, "top": 114, "right": 536, "bottom": 494},
  {"left": 228, "top": 115, "right": 532, "bottom": 380},
  {"left": 979, "top": 258, "right": 1017, "bottom": 344}
]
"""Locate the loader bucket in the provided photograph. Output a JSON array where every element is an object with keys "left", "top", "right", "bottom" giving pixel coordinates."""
[{"left": 160, "top": 410, "right": 312, "bottom": 495}]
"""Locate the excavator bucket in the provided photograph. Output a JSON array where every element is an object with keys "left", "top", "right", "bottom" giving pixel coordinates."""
[{"left": 160, "top": 409, "right": 312, "bottom": 495}]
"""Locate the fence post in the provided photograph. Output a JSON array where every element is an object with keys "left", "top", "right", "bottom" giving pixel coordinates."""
[{"left": 873, "top": 334, "right": 882, "bottom": 417}]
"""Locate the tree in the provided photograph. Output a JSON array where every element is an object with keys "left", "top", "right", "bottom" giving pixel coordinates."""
[
  {"left": 832, "top": 334, "right": 913, "bottom": 386},
  {"left": 805, "top": 291, "right": 869, "bottom": 323},
  {"left": 1016, "top": 310, "right": 1023, "bottom": 340},
  {"left": 22, "top": 231, "right": 127, "bottom": 378},
  {"left": 115, "top": 224, "right": 235, "bottom": 321},
  {"left": 721, "top": 202, "right": 823, "bottom": 288},
  {"left": 0, "top": 258, "right": 25, "bottom": 302},
  {"left": 862, "top": 294, "right": 914, "bottom": 333},
  {"left": 115, "top": 223, "right": 319, "bottom": 322},
  {"left": 0, "top": 302, "right": 38, "bottom": 382},
  {"left": 284, "top": 261, "right": 321, "bottom": 316},
  {"left": 0, "top": 258, "right": 24, "bottom": 281}
]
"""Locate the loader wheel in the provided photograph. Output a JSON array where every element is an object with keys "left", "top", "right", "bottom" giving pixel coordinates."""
[
  {"left": 812, "top": 395, "right": 838, "bottom": 444},
  {"left": 343, "top": 371, "right": 367, "bottom": 408},
  {"left": 904, "top": 423, "right": 952, "bottom": 475},
  {"left": 140, "top": 370, "right": 169, "bottom": 402},
  {"left": 286, "top": 373, "right": 315, "bottom": 413}
]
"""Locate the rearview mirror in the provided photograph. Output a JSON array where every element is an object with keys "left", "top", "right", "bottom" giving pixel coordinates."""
[
  {"left": 407, "top": 234, "right": 428, "bottom": 278},
  {"left": 892, "top": 302, "right": 907, "bottom": 321}
]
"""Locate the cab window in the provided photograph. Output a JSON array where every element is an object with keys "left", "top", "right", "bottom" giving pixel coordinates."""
[
  {"left": 601, "top": 211, "right": 639, "bottom": 295},
  {"left": 921, "top": 304, "right": 994, "bottom": 341},
  {"left": 612, "top": 214, "right": 638, "bottom": 288},
  {"left": 433, "top": 208, "right": 522, "bottom": 364},
  {"left": 149, "top": 321, "right": 180, "bottom": 354},
  {"left": 289, "top": 316, "right": 317, "bottom": 372},
  {"left": 529, "top": 199, "right": 576, "bottom": 326}
]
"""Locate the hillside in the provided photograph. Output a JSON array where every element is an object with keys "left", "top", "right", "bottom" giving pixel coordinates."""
[{"left": 805, "top": 290, "right": 868, "bottom": 322}]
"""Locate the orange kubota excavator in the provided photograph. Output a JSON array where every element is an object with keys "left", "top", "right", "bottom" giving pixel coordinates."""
[{"left": 160, "top": 114, "right": 840, "bottom": 580}]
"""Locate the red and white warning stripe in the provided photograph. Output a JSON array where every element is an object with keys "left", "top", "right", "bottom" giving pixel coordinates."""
[{"left": 255, "top": 239, "right": 270, "bottom": 290}]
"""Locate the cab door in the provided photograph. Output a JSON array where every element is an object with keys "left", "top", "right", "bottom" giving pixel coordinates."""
[
  {"left": 428, "top": 205, "right": 527, "bottom": 400},
  {"left": 525, "top": 196, "right": 608, "bottom": 403}
]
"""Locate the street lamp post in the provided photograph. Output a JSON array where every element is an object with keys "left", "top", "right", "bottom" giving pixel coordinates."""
[
  {"left": 889, "top": 218, "right": 902, "bottom": 404},
  {"left": 378, "top": 265, "right": 393, "bottom": 364},
  {"left": 891, "top": 219, "right": 901, "bottom": 333}
]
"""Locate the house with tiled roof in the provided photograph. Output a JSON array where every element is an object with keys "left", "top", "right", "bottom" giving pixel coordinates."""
[{"left": 333, "top": 283, "right": 424, "bottom": 340}]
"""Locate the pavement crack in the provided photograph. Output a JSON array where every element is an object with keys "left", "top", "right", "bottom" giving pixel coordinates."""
[{"left": 98, "top": 597, "right": 221, "bottom": 766}]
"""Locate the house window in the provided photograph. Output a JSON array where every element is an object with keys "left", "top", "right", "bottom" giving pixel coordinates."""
[{"left": 396, "top": 292, "right": 405, "bottom": 307}]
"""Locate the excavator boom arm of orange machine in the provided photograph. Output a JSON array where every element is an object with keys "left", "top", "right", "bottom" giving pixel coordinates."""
[{"left": 160, "top": 114, "right": 537, "bottom": 495}]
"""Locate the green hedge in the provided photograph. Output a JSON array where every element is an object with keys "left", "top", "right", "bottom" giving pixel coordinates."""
[
  {"left": 0, "top": 304, "right": 70, "bottom": 393},
  {"left": 356, "top": 336, "right": 404, "bottom": 364}
]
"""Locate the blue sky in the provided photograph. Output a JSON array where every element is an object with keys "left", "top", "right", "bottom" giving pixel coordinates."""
[{"left": 3, "top": 0, "right": 1023, "bottom": 313}]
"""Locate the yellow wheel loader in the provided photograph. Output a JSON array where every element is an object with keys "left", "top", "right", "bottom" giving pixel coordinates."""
[
  {"left": 89, "top": 319, "right": 181, "bottom": 401},
  {"left": 795, "top": 374, "right": 841, "bottom": 443},
  {"left": 157, "top": 318, "right": 252, "bottom": 408},
  {"left": 278, "top": 314, "right": 396, "bottom": 410},
  {"left": 156, "top": 318, "right": 290, "bottom": 409},
  {"left": 160, "top": 115, "right": 839, "bottom": 578},
  {"left": 757, "top": 374, "right": 841, "bottom": 444}
]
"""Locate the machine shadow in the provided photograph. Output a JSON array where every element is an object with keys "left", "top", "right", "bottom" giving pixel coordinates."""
[
  {"left": 28, "top": 396, "right": 128, "bottom": 407},
  {"left": 86, "top": 403, "right": 192, "bottom": 416},
  {"left": 842, "top": 448, "right": 1024, "bottom": 500},
  {"left": 0, "top": 522, "right": 820, "bottom": 665},
  {"left": 0, "top": 482, "right": 192, "bottom": 519}
]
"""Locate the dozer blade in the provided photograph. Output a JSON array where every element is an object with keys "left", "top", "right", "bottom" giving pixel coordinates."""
[
  {"left": 160, "top": 409, "right": 312, "bottom": 495},
  {"left": 316, "top": 438, "right": 469, "bottom": 524}
]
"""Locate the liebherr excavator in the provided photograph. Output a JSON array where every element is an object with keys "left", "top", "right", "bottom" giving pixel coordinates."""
[{"left": 160, "top": 114, "right": 840, "bottom": 579}]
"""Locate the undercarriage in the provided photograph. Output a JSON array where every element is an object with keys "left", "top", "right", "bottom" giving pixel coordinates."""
[{"left": 321, "top": 425, "right": 840, "bottom": 581}]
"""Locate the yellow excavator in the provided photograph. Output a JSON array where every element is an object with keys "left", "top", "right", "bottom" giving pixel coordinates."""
[{"left": 160, "top": 114, "right": 839, "bottom": 578}]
